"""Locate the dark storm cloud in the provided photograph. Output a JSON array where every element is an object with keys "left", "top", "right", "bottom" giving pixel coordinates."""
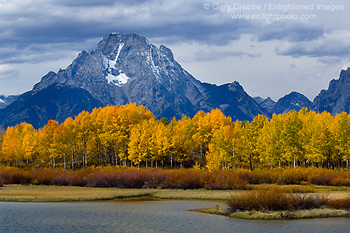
[
  {"left": 54, "top": 0, "right": 151, "bottom": 7},
  {"left": 0, "top": 0, "right": 348, "bottom": 66},
  {"left": 54, "top": 0, "right": 119, "bottom": 7},
  {"left": 0, "top": 0, "right": 257, "bottom": 64}
]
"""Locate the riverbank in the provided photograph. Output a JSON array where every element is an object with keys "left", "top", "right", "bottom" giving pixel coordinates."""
[
  {"left": 192, "top": 185, "right": 350, "bottom": 220},
  {"left": 0, "top": 184, "right": 239, "bottom": 202},
  {"left": 1, "top": 184, "right": 350, "bottom": 220},
  {"left": 0, "top": 184, "right": 349, "bottom": 202},
  {"left": 194, "top": 206, "right": 350, "bottom": 220}
]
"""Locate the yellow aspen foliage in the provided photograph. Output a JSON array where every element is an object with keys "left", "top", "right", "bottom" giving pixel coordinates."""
[
  {"left": 334, "top": 112, "right": 350, "bottom": 167},
  {"left": 128, "top": 119, "right": 154, "bottom": 166},
  {"left": 206, "top": 143, "right": 222, "bottom": 171},
  {"left": 170, "top": 116, "right": 193, "bottom": 165},
  {"left": 1, "top": 123, "right": 37, "bottom": 165},
  {"left": 150, "top": 121, "right": 171, "bottom": 165},
  {"left": 192, "top": 109, "right": 232, "bottom": 165},
  {"left": 38, "top": 120, "right": 59, "bottom": 166},
  {"left": 3, "top": 103, "right": 350, "bottom": 169},
  {"left": 1, "top": 127, "right": 19, "bottom": 164}
]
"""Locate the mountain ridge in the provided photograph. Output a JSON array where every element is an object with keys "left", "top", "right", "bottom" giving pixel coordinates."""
[{"left": 312, "top": 68, "right": 350, "bottom": 115}]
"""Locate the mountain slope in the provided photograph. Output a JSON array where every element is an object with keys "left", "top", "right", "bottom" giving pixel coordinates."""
[
  {"left": 254, "top": 97, "right": 276, "bottom": 114},
  {"left": 0, "top": 33, "right": 268, "bottom": 128},
  {"left": 202, "top": 82, "right": 268, "bottom": 121},
  {"left": 0, "top": 85, "right": 102, "bottom": 129},
  {"left": 312, "top": 68, "right": 350, "bottom": 115},
  {"left": 272, "top": 92, "right": 312, "bottom": 114},
  {"left": 0, "top": 95, "right": 18, "bottom": 109}
]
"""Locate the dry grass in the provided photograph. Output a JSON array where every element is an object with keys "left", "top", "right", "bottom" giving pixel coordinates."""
[
  {"left": 230, "top": 208, "right": 350, "bottom": 220},
  {"left": 0, "top": 183, "right": 349, "bottom": 203},
  {"left": 194, "top": 206, "right": 350, "bottom": 220},
  {"left": 152, "top": 189, "right": 242, "bottom": 200},
  {"left": 0, "top": 184, "right": 241, "bottom": 202},
  {"left": 222, "top": 186, "right": 350, "bottom": 221},
  {"left": 252, "top": 184, "right": 314, "bottom": 193},
  {"left": 195, "top": 186, "right": 350, "bottom": 220},
  {"left": 0, "top": 184, "right": 156, "bottom": 202}
]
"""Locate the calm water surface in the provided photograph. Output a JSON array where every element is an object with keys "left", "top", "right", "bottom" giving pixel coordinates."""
[{"left": 0, "top": 200, "right": 349, "bottom": 233}]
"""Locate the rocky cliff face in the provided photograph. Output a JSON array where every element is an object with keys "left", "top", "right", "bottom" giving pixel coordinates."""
[
  {"left": 312, "top": 68, "right": 350, "bottom": 115},
  {"left": 254, "top": 97, "right": 276, "bottom": 114},
  {"left": 0, "top": 33, "right": 267, "bottom": 128}
]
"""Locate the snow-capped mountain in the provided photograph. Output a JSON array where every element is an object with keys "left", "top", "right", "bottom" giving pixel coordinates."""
[{"left": 0, "top": 33, "right": 268, "bottom": 128}]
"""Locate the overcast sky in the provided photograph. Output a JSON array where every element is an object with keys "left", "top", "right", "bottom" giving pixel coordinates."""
[{"left": 0, "top": 0, "right": 349, "bottom": 101}]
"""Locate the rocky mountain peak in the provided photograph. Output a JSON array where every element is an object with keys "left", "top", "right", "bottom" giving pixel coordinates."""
[
  {"left": 312, "top": 67, "right": 350, "bottom": 115},
  {"left": 272, "top": 91, "right": 311, "bottom": 114},
  {"left": 0, "top": 32, "right": 270, "bottom": 128},
  {"left": 339, "top": 67, "right": 350, "bottom": 81},
  {"left": 254, "top": 97, "right": 276, "bottom": 114},
  {"left": 227, "top": 81, "right": 244, "bottom": 92}
]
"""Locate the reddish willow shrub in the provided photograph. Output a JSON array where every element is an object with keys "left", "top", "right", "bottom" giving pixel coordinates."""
[
  {"left": 84, "top": 169, "right": 248, "bottom": 189},
  {"left": 227, "top": 187, "right": 329, "bottom": 212},
  {"left": 0, "top": 166, "right": 248, "bottom": 189},
  {"left": 327, "top": 196, "right": 350, "bottom": 209},
  {"left": 0, "top": 166, "right": 349, "bottom": 189},
  {"left": 228, "top": 187, "right": 350, "bottom": 212}
]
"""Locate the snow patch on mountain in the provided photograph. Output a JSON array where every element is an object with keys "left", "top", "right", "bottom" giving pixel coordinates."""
[
  {"left": 147, "top": 47, "right": 162, "bottom": 79},
  {"left": 106, "top": 71, "right": 130, "bottom": 86},
  {"left": 115, "top": 43, "right": 124, "bottom": 61},
  {"left": 102, "top": 43, "right": 124, "bottom": 71},
  {"left": 102, "top": 45, "right": 130, "bottom": 86}
]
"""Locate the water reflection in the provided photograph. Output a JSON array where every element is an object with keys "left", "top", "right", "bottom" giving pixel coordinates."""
[{"left": 0, "top": 201, "right": 348, "bottom": 233}]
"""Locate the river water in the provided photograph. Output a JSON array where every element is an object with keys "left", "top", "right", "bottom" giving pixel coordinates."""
[{"left": 0, "top": 200, "right": 349, "bottom": 233}]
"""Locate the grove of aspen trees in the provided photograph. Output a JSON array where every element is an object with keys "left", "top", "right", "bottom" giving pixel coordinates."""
[{"left": 1, "top": 103, "right": 350, "bottom": 171}]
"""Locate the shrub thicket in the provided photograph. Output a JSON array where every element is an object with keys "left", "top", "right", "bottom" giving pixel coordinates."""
[
  {"left": 0, "top": 166, "right": 349, "bottom": 190},
  {"left": 227, "top": 186, "right": 350, "bottom": 213},
  {"left": 327, "top": 196, "right": 350, "bottom": 210},
  {"left": 227, "top": 187, "right": 329, "bottom": 212}
]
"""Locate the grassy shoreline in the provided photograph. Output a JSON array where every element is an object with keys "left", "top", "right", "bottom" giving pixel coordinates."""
[
  {"left": 193, "top": 206, "right": 350, "bottom": 220},
  {"left": 1, "top": 184, "right": 350, "bottom": 220},
  {"left": 2, "top": 184, "right": 349, "bottom": 202},
  {"left": 0, "top": 184, "right": 238, "bottom": 202}
]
